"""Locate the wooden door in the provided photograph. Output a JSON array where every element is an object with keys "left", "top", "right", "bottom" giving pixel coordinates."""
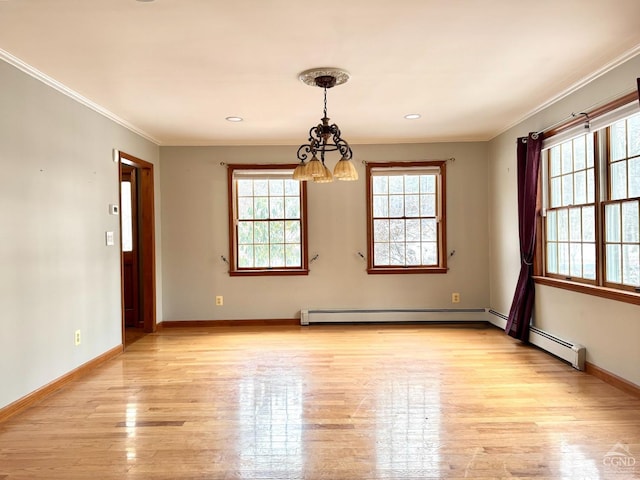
[{"left": 121, "top": 165, "right": 140, "bottom": 328}]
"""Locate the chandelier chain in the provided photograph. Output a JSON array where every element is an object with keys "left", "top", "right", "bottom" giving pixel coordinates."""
[{"left": 323, "top": 87, "right": 328, "bottom": 119}]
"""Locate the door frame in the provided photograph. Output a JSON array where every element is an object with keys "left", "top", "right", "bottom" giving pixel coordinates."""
[{"left": 118, "top": 151, "right": 157, "bottom": 336}]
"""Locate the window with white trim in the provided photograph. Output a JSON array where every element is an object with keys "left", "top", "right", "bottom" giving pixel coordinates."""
[
  {"left": 227, "top": 165, "right": 308, "bottom": 276},
  {"left": 366, "top": 161, "right": 447, "bottom": 274},
  {"left": 541, "top": 104, "right": 640, "bottom": 295}
]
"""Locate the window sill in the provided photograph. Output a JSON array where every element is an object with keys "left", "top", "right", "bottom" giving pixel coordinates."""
[
  {"left": 533, "top": 276, "right": 640, "bottom": 306},
  {"left": 230, "top": 269, "right": 309, "bottom": 277},
  {"left": 367, "top": 267, "right": 448, "bottom": 275}
]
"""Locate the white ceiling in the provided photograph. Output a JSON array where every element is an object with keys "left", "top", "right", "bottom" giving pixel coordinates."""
[{"left": 1, "top": 0, "right": 640, "bottom": 146}]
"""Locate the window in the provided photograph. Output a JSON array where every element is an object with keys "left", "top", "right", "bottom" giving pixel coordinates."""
[
  {"left": 227, "top": 164, "right": 308, "bottom": 276},
  {"left": 540, "top": 101, "right": 640, "bottom": 300},
  {"left": 366, "top": 161, "right": 447, "bottom": 274}
]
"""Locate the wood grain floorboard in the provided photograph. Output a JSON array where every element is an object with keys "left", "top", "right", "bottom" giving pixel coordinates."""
[{"left": 0, "top": 324, "right": 638, "bottom": 479}]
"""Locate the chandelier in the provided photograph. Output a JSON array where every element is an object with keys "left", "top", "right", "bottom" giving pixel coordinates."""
[{"left": 294, "top": 68, "right": 358, "bottom": 183}]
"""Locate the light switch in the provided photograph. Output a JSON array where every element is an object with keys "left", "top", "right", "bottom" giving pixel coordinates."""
[{"left": 106, "top": 231, "right": 115, "bottom": 246}]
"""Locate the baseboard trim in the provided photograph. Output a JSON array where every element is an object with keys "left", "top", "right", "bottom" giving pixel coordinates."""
[
  {"left": 158, "top": 319, "right": 300, "bottom": 329},
  {"left": 0, "top": 345, "right": 123, "bottom": 423},
  {"left": 585, "top": 362, "right": 640, "bottom": 399}
]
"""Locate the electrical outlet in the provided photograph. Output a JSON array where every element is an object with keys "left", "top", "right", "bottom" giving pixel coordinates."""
[
  {"left": 74, "top": 330, "right": 81, "bottom": 346},
  {"left": 452, "top": 292, "right": 460, "bottom": 303},
  {"left": 215, "top": 296, "right": 224, "bottom": 306}
]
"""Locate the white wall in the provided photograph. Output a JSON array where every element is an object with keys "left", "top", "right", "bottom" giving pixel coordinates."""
[
  {"left": 160, "top": 142, "right": 489, "bottom": 321},
  {"left": 0, "top": 59, "right": 161, "bottom": 409},
  {"left": 488, "top": 54, "right": 640, "bottom": 386}
]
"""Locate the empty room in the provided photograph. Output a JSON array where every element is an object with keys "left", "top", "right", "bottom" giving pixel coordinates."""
[{"left": 1, "top": 1, "right": 639, "bottom": 479}]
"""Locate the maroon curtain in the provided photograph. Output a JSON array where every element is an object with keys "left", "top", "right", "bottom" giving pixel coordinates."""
[{"left": 505, "top": 133, "right": 543, "bottom": 342}]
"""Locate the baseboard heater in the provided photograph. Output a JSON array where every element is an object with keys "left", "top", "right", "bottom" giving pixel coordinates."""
[
  {"left": 301, "top": 308, "right": 488, "bottom": 326},
  {"left": 488, "top": 310, "right": 586, "bottom": 371}
]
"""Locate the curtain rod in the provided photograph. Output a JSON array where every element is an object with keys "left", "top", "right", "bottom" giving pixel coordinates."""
[{"left": 535, "top": 88, "right": 637, "bottom": 136}]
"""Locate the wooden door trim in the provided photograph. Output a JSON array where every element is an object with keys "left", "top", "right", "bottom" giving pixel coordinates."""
[{"left": 118, "top": 151, "right": 157, "bottom": 335}]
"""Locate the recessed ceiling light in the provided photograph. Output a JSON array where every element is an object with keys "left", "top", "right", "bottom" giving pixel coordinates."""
[
  {"left": 136, "top": 0, "right": 155, "bottom": 2},
  {"left": 404, "top": 113, "right": 421, "bottom": 120},
  {"left": 225, "top": 116, "right": 243, "bottom": 122}
]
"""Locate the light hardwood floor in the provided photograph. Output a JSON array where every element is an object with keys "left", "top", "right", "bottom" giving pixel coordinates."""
[{"left": 1, "top": 324, "right": 639, "bottom": 479}]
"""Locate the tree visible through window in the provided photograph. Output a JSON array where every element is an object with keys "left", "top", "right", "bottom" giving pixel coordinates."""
[
  {"left": 228, "top": 165, "right": 308, "bottom": 276},
  {"left": 541, "top": 107, "right": 640, "bottom": 295},
  {"left": 366, "top": 161, "right": 447, "bottom": 274}
]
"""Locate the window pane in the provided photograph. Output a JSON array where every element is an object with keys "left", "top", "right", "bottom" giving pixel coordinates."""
[
  {"left": 569, "top": 208, "right": 581, "bottom": 242},
  {"left": 405, "top": 195, "right": 420, "bottom": 217},
  {"left": 270, "top": 196, "right": 284, "bottom": 218},
  {"left": 389, "top": 219, "right": 405, "bottom": 242},
  {"left": 557, "top": 209, "right": 569, "bottom": 241},
  {"left": 558, "top": 242, "right": 569, "bottom": 275},
  {"left": 254, "top": 197, "right": 269, "bottom": 219},
  {"left": 587, "top": 168, "right": 595, "bottom": 203},
  {"left": 237, "top": 179, "right": 253, "bottom": 197},
  {"left": 629, "top": 157, "right": 640, "bottom": 198},
  {"left": 582, "top": 206, "right": 595, "bottom": 242},
  {"left": 270, "top": 244, "right": 285, "bottom": 267},
  {"left": 606, "top": 244, "right": 622, "bottom": 283},
  {"left": 546, "top": 211, "right": 557, "bottom": 241},
  {"left": 610, "top": 161, "right": 627, "bottom": 200},
  {"left": 284, "top": 197, "right": 300, "bottom": 219},
  {"left": 269, "top": 221, "right": 284, "bottom": 244},
  {"left": 583, "top": 243, "right": 596, "bottom": 280},
  {"left": 373, "top": 219, "right": 390, "bottom": 242},
  {"left": 389, "top": 195, "right": 404, "bottom": 217},
  {"left": 238, "top": 197, "right": 254, "bottom": 219},
  {"left": 389, "top": 243, "right": 405, "bottom": 265},
  {"left": 629, "top": 114, "right": 640, "bottom": 157},
  {"left": 622, "top": 244, "right": 639, "bottom": 286},
  {"left": 422, "top": 243, "right": 437, "bottom": 265},
  {"left": 547, "top": 242, "right": 558, "bottom": 273},
  {"left": 550, "top": 146, "right": 561, "bottom": 176},
  {"left": 420, "top": 194, "right": 436, "bottom": 216},
  {"left": 622, "top": 200, "right": 639, "bottom": 243},
  {"left": 254, "top": 222, "right": 269, "bottom": 244},
  {"left": 586, "top": 132, "right": 594, "bottom": 168},
  {"left": 238, "top": 222, "right": 253, "bottom": 244},
  {"left": 573, "top": 136, "right": 586, "bottom": 171},
  {"left": 238, "top": 245, "right": 253, "bottom": 268},
  {"left": 389, "top": 176, "right": 404, "bottom": 194},
  {"left": 611, "top": 119, "right": 627, "bottom": 162},
  {"left": 605, "top": 203, "right": 621, "bottom": 242},
  {"left": 373, "top": 176, "right": 388, "bottom": 194},
  {"left": 373, "top": 195, "right": 388, "bottom": 217},
  {"left": 405, "top": 219, "right": 420, "bottom": 241},
  {"left": 406, "top": 243, "right": 421, "bottom": 265},
  {"left": 550, "top": 177, "right": 561, "bottom": 208},
  {"left": 420, "top": 175, "right": 436, "bottom": 193},
  {"left": 284, "top": 220, "right": 300, "bottom": 243},
  {"left": 561, "top": 142, "right": 573, "bottom": 174},
  {"left": 570, "top": 242, "right": 582, "bottom": 277},
  {"left": 254, "top": 179, "right": 268, "bottom": 196},
  {"left": 269, "top": 179, "right": 284, "bottom": 196},
  {"left": 574, "top": 170, "right": 586, "bottom": 205},
  {"left": 285, "top": 244, "right": 301, "bottom": 267},
  {"left": 374, "top": 243, "right": 389, "bottom": 265},
  {"left": 254, "top": 245, "right": 269, "bottom": 267},
  {"left": 562, "top": 174, "right": 573, "bottom": 206},
  {"left": 421, "top": 219, "right": 437, "bottom": 241},
  {"left": 405, "top": 175, "right": 419, "bottom": 193},
  {"left": 284, "top": 179, "right": 299, "bottom": 196}
]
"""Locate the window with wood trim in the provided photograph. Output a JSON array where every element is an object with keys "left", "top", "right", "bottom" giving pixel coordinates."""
[
  {"left": 366, "top": 161, "right": 447, "bottom": 274},
  {"left": 227, "top": 164, "right": 309, "bottom": 276},
  {"left": 540, "top": 102, "right": 640, "bottom": 298}
]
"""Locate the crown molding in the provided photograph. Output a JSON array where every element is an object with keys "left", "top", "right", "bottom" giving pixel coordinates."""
[
  {"left": 492, "top": 43, "right": 640, "bottom": 140},
  {"left": 0, "top": 48, "right": 161, "bottom": 145}
]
